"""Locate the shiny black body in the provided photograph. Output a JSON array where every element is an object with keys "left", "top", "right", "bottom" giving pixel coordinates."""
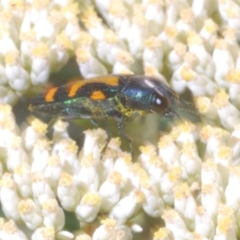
[
  {"left": 29, "top": 75, "right": 180, "bottom": 122},
  {"left": 29, "top": 75, "right": 195, "bottom": 154}
]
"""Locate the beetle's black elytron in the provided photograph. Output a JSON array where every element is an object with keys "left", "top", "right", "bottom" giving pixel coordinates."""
[{"left": 29, "top": 75, "right": 197, "bottom": 153}]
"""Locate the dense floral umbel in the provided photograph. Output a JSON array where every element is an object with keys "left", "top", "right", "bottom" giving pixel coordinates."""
[
  {"left": 0, "top": 104, "right": 239, "bottom": 240},
  {"left": 0, "top": 0, "right": 80, "bottom": 104},
  {"left": 2, "top": 0, "right": 240, "bottom": 239}
]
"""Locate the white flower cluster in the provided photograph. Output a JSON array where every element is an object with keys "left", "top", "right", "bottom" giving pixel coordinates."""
[
  {"left": 2, "top": 0, "right": 240, "bottom": 239},
  {"left": 0, "top": 0, "right": 239, "bottom": 109},
  {"left": 0, "top": 105, "right": 132, "bottom": 239},
  {"left": 0, "top": 0, "right": 80, "bottom": 105},
  {"left": 1, "top": 104, "right": 240, "bottom": 239}
]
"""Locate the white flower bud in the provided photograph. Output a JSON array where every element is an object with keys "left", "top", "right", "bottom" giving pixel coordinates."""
[
  {"left": 6, "top": 136, "right": 28, "bottom": 172},
  {"left": 57, "top": 172, "right": 80, "bottom": 211},
  {"left": 195, "top": 206, "right": 215, "bottom": 239},
  {"left": 180, "top": 143, "right": 202, "bottom": 183},
  {"left": 158, "top": 26, "right": 178, "bottom": 54},
  {"left": 195, "top": 97, "right": 218, "bottom": 123},
  {"left": 31, "top": 171, "right": 55, "bottom": 206},
  {"left": 146, "top": 157, "right": 166, "bottom": 187},
  {"left": 44, "top": 155, "right": 62, "bottom": 190},
  {"left": 42, "top": 199, "right": 65, "bottom": 231},
  {"left": 162, "top": 210, "right": 192, "bottom": 240},
  {"left": 143, "top": 1, "right": 165, "bottom": 35},
  {"left": 201, "top": 160, "right": 223, "bottom": 187},
  {"left": 174, "top": 183, "right": 197, "bottom": 229},
  {"left": 52, "top": 120, "right": 70, "bottom": 143},
  {"left": 110, "top": 12, "right": 131, "bottom": 41},
  {"left": 127, "top": 5, "right": 149, "bottom": 59},
  {"left": 52, "top": 138, "right": 78, "bottom": 174},
  {"left": 80, "top": 6, "right": 105, "bottom": 40},
  {"left": 31, "top": 226, "right": 55, "bottom": 240},
  {"left": 213, "top": 90, "right": 240, "bottom": 130},
  {"left": 96, "top": 30, "right": 127, "bottom": 65},
  {"left": 112, "top": 50, "right": 134, "bottom": 74},
  {"left": 80, "top": 128, "right": 107, "bottom": 161},
  {"left": 75, "top": 233, "right": 91, "bottom": 240},
  {"left": 76, "top": 47, "right": 108, "bottom": 78},
  {"left": 143, "top": 37, "right": 163, "bottom": 71},
  {"left": 213, "top": 146, "right": 232, "bottom": 168},
  {"left": 165, "top": 0, "right": 189, "bottom": 25},
  {"left": 229, "top": 125, "right": 240, "bottom": 164},
  {"left": 19, "top": 30, "right": 36, "bottom": 67},
  {"left": 64, "top": 12, "right": 81, "bottom": 39},
  {"left": 226, "top": 68, "right": 240, "bottom": 109},
  {"left": 1, "top": 220, "right": 28, "bottom": 240},
  {"left": 75, "top": 192, "right": 101, "bottom": 222},
  {"left": 216, "top": 204, "right": 237, "bottom": 239},
  {"left": 31, "top": 138, "right": 50, "bottom": 172},
  {"left": 75, "top": 155, "right": 99, "bottom": 192},
  {"left": 113, "top": 152, "right": 132, "bottom": 180},
  {"left": 138, "top": 145, "right": 157, "bottom": 171},
  {"left": 110, "top": 190, "right": 145, "bottom": 224},
  {"left": 201, "top": 184, "right": 221, "bottom": 220},
  {"left": 98, "top": 138, "right": 121, "bottom": 182},
  {"left": 199, "top": 126, "right": 229, "bottom": 159},
  {"left": 167, "top": 42, "right": 187, "bottom": 72},
  {"left": 141, "top": 180, "right": 164, "bottom": 218},
  {"left": 33, "top": 14, "right": 57, "bottom": 40},
  {"left": 158, "top": 135, "right": 180, "bottom": 167},
  {"left": 92, "top": 218, "right": 117, "bottom": 240},
  {"left": 4, "top": 51, "right": 30, "bottom": 92},
  {"left": 13, "top": 163, "right": 32, "bottom": 198},
  {"left": 213, "top": 40, "right": 234, "bottom": 88},
  {"left": 115, "top": 225, "right": 132, "bottom": 240},
  {"left": 0, "top": 173, "right": 21, "bottom": 221},
  {"left": 0, "top": 105, "right": 19, "bottom": 147},
  {"left": 21, "top": 119, "right": 48, "bottom": 152},
  {"left": 30, "top": 42, "right": 51, "bottom": 85},
  {"left": 187, "top": 33, "right": 215, "bottom": 78},
  {"left": 160, "top": 167, "right": 181, "bottom": 205},
  {"left": 176, "top": 9, "right": 196, "bottom": 39},
  {"left": 200, "top": 19, "right": 219, "bottom": 52},
  {"left": 0, "top": 34, "right": 18, "bottom": 55},
  {"left": 127, "top": 163, "right": 147, "bottom": 190},
  {"left": 215, "top": 213, "right": 237, "bottom": 240},
  {"left": 171, "top": 122, "right": 199, "bottom": 145},
  {"left": 99, "top": 171, "right": 122, "bottom": 212},
  {"left": 50, "top": 33, "right": 72, "bottom": 72},
  {"left": 18, "top": 199, "right": 43, "bottom": 230},
  {"left": 144, "top": 66, "right": 168, "bottom": 85},
  {"left": 223, "top": 2, "right": 240, "bottom": 30},
  {"left": 225, "top": 167, "right": 240, "bottom": 211}
]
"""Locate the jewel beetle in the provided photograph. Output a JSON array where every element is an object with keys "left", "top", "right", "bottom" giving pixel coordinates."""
[{"left": 29, "top": 74, "right": 198, "bottom": 153}]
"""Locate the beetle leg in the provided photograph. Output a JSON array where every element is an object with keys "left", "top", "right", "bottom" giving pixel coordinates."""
[
  {"left": 47, "top": 117, "right": 58, "bottom": 132},
  {"left": 90, "top": 119, "right": 99, "bottom": 128},
  {"left": 117, "top": 119, "right": 134, "bottom": 158},
  {"left": 100, "top": 118, "right": 112, "bottom": 156},
  {"left": 104, "top": 118, "right": 112, "bottom": 141}
]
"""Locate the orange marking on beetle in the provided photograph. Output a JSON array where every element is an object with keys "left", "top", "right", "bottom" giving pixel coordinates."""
[
  {"left": 68, "top": 75, "right": 119, "bottom": 98},
  {"left": 45, "top": 87, "right": 58, "bottom": 102},
  {"left": 68, "top": 82, "right": 85, "bottom": 98},
  {"left": 90, "top": 90, "right": 106, "bottom": 100}
]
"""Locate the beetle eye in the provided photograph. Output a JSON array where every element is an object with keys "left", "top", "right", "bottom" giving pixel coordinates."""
[{"left": 152, "top": 95, "right": 169, "bottom": 113}]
